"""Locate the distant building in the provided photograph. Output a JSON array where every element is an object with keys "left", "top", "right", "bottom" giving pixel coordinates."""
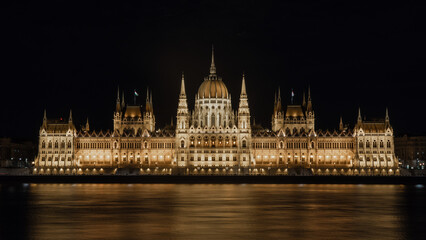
[
  {"left": 0, "top": 138, "right": 35, "bottom": 168},
  {"left": 395, "top": 135, "right": 426, "bottom": 169},
  {"left": 33, "top": 47, "right": 399, "bottom": 176}
]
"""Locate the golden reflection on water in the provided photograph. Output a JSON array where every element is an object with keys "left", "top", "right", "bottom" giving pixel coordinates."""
[{"left": 7, "top": 184, "right": 411, "bottom": 239}]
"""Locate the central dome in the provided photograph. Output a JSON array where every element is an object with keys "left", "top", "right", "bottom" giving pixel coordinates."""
[
  {"left": 197, "top": 46, "right": 229, "bottom": 99},
  {"left": 198, "top": 79, "right": 228, "bottom": 99}
]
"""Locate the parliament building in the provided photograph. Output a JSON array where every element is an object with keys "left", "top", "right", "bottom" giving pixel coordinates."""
[{"left": 33, "top": 48, "right": 400, "bottom": 176}]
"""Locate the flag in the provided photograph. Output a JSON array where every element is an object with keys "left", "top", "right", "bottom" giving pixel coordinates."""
[
  {"left": 134, "top": 90, "right": 139, "bottom": 96},
  {"left": 291, "top": 89, "right": 294, "bottom": 97}
]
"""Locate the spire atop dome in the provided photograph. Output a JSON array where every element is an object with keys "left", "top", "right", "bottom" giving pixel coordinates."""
[{"left": 209, "top": 45, "right": 216, "bottom": 76}]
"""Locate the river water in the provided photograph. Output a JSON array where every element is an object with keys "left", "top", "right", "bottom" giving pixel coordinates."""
[{"left": 0, "top": 184, "right": 425, "bottom": 240}]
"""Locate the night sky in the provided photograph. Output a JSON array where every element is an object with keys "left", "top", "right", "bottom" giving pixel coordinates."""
[{"left": 2, "top": 1, "right": 426, "bottom": 140}]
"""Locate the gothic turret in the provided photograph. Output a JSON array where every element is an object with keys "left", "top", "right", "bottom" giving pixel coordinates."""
[
  {"left": 177, "top": 72, "right": 189, "bottom": 131},
  {"left": 116, "top": 86, "right": 121, "bottom": 113},
  {"left": 271, "top": 87, "right": 284, "bottom": 132},
  {"left": 305, "top": 85, "right": 315, "bottom": 131},
  {"left": 143, "top": 88, "right": 155, "bottom": 132},
  {"left": 42, "top": 109, "right": 47, "bottom": 129},
  {"left": 357, "top": 107, "right": 362, "bottom": 125},
  {"left": 84, "top": 118, "right": 90, "bottom": 132},
  {"left": 238, "top": 73, "right": 250, "bottom": 131}
]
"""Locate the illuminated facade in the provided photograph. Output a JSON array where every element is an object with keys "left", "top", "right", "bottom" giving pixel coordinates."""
[{"left": 33, "top": 48, "right": 399, "bottom": 176}]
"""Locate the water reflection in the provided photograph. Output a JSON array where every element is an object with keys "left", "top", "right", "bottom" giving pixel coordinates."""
[{"left": 0, "top": 184, "right": 424, "bottom": 240}]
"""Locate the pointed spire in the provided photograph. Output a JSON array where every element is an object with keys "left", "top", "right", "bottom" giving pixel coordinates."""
[
  {"left": 116, "top": 86, "right": 120, "bottom": 101},
  {"left": 69, "top": 109, "right": 73, "bottom": 123},
  {"left": 116, "top": 86, "right": 121, "bottom": 112},
  {"left": 307, "top": 85, "right": 313, "bottom": 112},
  {"left": 339, "top": 116, "right": 343, "bottom": 131},
  {"left": 180, "top": 72, "right": 186, "bottom": 96},
  {"left": 274, "top": 91, "right": 277, "bottom": 104},
  {"left": 357, "top": 107, "right": 362, "bottom": 124},
  {"left": 308, "top": 85, "right": 311, "bottom": 100},
  {"left": 121, "top": 91, "right": 125, "bottom": 109},
  {"left": 240, "top": 73, "right": 247, "bottom": 96},
  {"left": 274, "top": 87, "right": 281, "bottom": 114},
  {"left": 146, "top": 87, "right": 149, "bottom": 103},
  {"left": 171, "top": 116, "right": 174, "bottom": 126},
  {"left": 149, "top": 90, "right": 153, "bottom": 113},
  {"left": 385, "top": 108, "right": 390, "bottom": 124},
  {"left": 85, "top": 118, "right": 90, "bottom": 131},
  {"left": 209, "top": 45, "right": 216, "bottom": 75},
  {"left": 277, "top": 87, "right": 281, "bottom": 102},
  {"left": 43, "top": 109, "right": 47, "bottom": 122},
  {"left": 302, "top": 91, "right": 306, "bottom": 107}
]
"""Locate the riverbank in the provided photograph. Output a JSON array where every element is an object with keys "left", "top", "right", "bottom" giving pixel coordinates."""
[{"left": 1, "top": 175, "right": 426, "bottom": 184}]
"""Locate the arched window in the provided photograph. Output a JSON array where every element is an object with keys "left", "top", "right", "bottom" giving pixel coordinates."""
[
  {"left": 366, "top": 141, "right": 370, "bottom": 148},
  {"left": 242, "top": 140, "right": 247, "bottom": 148},
  {"left": 380, "top": 141, "right": 384, "bottom": 148},
  {"left": 180, "top": 140, "right": 185, "bottom": 148},
  {"left": 387, "top": 140, "right": 391, "bottom": 148},
  {"left": 144, "top": 141, "right": 148, "bottom": 149},
  {"left": 54, "top": 141, "right": 58, "bottom": 148},
  {"left": 42, "top": 141, "right": 45, "bottom": 148},
  {"left": 280, "top": 141, "right": 284, "bottom": 149},
  {"left": 67, "top": 141, "right": 71, "bottom": 148},
  {"left": 311, "top": 142, "right": 315, "bottom": 149},
  {"left": 61, "top": 141, "right": 65, "bottom": 148},
  {"left": 114, "top": 141, "right": 118, "bottom": 149},
  {"left": 359, "top": 141, "right": 363, "bottom": 148},
  {"left": 373, "top": 141, "right": 377, "bottom": 148},
  {"left": 232, "top": 136, "right": 237, "bottom": 147}
]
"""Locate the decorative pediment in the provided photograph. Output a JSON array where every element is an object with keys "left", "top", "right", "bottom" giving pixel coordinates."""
[
  {"left": 66, "top": 129, "right": 73, "bottom": 136},
  {"left": 142, "top": 129, "right": 150, "bottom": 138}
]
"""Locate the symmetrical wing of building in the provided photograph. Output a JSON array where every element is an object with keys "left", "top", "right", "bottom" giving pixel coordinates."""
[{"left": 34, "top": 48, "right": 400, "bottom": 175}]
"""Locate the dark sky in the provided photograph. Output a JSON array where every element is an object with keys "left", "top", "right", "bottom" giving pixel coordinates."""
[{"left": 1, "top": 1, "right": 426, "bottom": 140}]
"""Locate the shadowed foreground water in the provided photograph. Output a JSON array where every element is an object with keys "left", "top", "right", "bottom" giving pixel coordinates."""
[{"left": 1, "top": 184, "right": 425, "bottom": 240}]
